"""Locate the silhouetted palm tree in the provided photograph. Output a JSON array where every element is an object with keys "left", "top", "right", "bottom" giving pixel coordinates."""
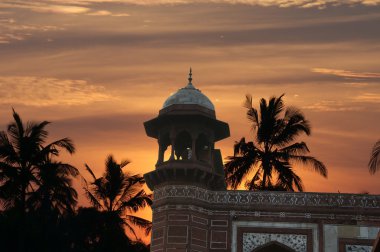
[
  {"left": 28, "top": 156, "right": 79, "bottom": 216},
  {"left": 0, "top": 109, "right": 76, "bottom": 252},
  {"left": 225, "top": 94, "right": 327, "bottom": 191},
  {"left": 369, "top": 140, "right": 380, "bottom": 174},
  {"left": 83, "top": 155, "right": 152, "bottom": 239},
  {"left": 0, "top": 109, "right": 75, "bottom": 212}
]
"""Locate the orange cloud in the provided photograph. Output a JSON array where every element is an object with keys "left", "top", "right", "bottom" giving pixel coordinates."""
[
  {"left": 0, "top": 2, "right": 90, "bottom": 14},
  {"left": 354, "top": 93, "right": 380, "bottom": 103},
  {"left": 303, "top": 100, "right": 363, "bottom": 112},
  {"left": 0, "top": 76, "right": 115, "bottom": 106},
  {"left": 2, "top": 0, "right": 380, "bottom": 11},
  {"left": 86, "top": 10, "right": 130, "bottom": 16},
  {"left": 312, "top": 68, "right": 380, "bottom": 79},
  {"left": 0, "top": 17, "right": 64, "bottom": 43}
]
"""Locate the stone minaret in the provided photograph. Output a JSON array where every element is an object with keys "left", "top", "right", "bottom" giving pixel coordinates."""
[{"left": 144, "top": 69, "right": 230, "bottom": 251}]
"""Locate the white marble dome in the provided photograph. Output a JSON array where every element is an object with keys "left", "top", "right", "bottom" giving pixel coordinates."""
[{"left": 162, "top": 71, "right": 215, "bottom": 111}]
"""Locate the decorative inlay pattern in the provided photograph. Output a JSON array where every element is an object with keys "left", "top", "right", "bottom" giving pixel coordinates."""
[
  {"left": 154, "top": 185, "right": 380, "bottom": 209},
  {"left": 345, "top": 245, "right": 373, "bottom": 252},
  {"left": 243, "top": 233, "right": 307, "bottom": 252},
  {"left": 153, "top": 204, "right": 380, "bottom": 222}
]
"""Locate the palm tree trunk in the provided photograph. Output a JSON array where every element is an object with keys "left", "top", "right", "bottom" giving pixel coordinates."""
[{"left": 262, "top": 172, "right": 267, "bottom": 189}]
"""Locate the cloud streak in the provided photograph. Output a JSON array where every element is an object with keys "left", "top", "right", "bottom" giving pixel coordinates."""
[
  {"left": 0, "top": 76, "right": 114, "bottom": 106},
  {"left": 0, "top": 17, "right": 64, "bottom": 44},
  {"left": 0, "top": 2, "right": 90, "bottom": 14},
  {"left": 119, "top": 0, "right": 380, "bottom": 8},
  {"left": 303, "top": 100, "right": 363, "bottom": 112},
  {"left": 0, "top": 2, "right": 130, "bottom": 16},
  {"left": 45, "top": 0, "right": 380, "bottom": 7},
  {"left": 1, "top": 0, "right": 379, "bottom": 14},
  {"left": 86, "top": 10, "right": 130, "bottom": 16},
  {"left": 312, "top": 68, "right": 380, "bottom": 79},
  {"left": 354, "top": 92, "right": 380, "bottom": 103}
]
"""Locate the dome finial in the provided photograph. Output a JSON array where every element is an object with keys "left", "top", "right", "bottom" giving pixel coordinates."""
[{"left": 188, "top": 67, "right": 192, "bottom": 85}]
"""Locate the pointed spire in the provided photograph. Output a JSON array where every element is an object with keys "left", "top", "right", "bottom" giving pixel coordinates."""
[
  {"left": 188, "top": 67, "right": 193, "bottom": 84},
  {"left": 184, "top": 67, "right": 195, "bottom": 89}
]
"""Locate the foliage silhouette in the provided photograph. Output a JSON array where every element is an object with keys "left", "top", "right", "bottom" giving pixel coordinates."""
[
  {"left": 0, "top": 111, "right": 151, "bottom": 251},
  {"left": 225, "top": 94, "right": 327, "bottom": 191},
  {"left": 0, "top": 109, "right": 77, "bottom": 252},
  {"left": 369, "top": 140, "right": 380, "bottom": 174},
  {"left": 28, "top": 157, "right": 79, "bottom": 217},
  {"left": 83, "top": 155, "right": 152, "bottom": 239},
  {"left": 61, "top": 207, "right": 149, "bottom": 252},
  {"left": 0, "top": 207, "right": 150, "bottom": 252}
]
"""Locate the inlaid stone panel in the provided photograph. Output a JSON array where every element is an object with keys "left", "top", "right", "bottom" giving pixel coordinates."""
[
  {"left": 345, "top": 245, "right": 373, "bottom": 252},
  {"left": 167, "top": 225, "right": 188, "bottom": 244},
  {"left": 211, "top": 230, "right": 227, "bottom": 249},
  {"left": 243, "top": 233, "right": 307, "bottom": 252},
  {"left": 191, "top": 226, "right": 208, "bottom": 248}
]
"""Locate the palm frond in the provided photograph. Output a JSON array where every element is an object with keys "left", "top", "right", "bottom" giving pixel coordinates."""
[
  {"left": 57, "top": 163, "right": 79, "bottom": 177},
  {"left": 244, "top": 167, "right": 262, "bottom": 190},
  {"left": 117, "top": 190, "right": 152, "bottom": 213},
  {"left": 272, "top": 107, "right": 311, "bottom": 146},
  {"left": 85, "top": 164, "right": 97, "bottom": 181},
  {"left": 225, "top": 154, "right": 259, "bottom": 189},
  {"left": 289, "top": 155, "right": 327, "bottom": 178},
  {"left": 83, "top": 186, "right": 102, "bottom": 210},
  {"left": 27, "top": 120, "right": 50, "bottom": 146},
  {"left": 0, "top": 131, "right": 18, "bottom": 163},
  {"left": 117, "top": 175, "right": 146, "bottom": 205},
  {"left": 271, "top": 94, "right": 285, "bottom": 119},
  {"left": 122, "top": 219, "right": 138, "bottom": 240},
  {"left": 278, "top": 142, "right": 310, "bottom": 157},
  {"left": 43, "top": 137, "right": 75, "bottom": 156},
  {"left": 124, "top": 215, "right": 152, "bottom": 231},
  {"left": 244, "top": 94, "right": 259, "bottom": 129},
  {"left": 272, "top": 159, "right": 304, "bottom": 192},
  {"left": 9, "top": 108, "right": 24, "bottom": 140},
  {"left": 119, "top": 159, "right": 131, "bottom": 169},
  {"left": 369, "top": 140, "right": 380, "bottom": 174}
]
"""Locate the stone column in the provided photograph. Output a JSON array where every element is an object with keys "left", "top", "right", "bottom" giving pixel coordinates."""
[
  {"left": 169, "top": 131, "right": 176, "bottom": 160},
  {"left": 156, "top": 140, "right": 164, "bottom": 165},
  {"left": 191, "top": 132, "right": 198, "bottom": 161}
]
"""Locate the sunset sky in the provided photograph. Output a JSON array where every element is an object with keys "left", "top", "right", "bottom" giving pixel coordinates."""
[{"left": 1, "top": 0, "right": 380, "bottom": 227}]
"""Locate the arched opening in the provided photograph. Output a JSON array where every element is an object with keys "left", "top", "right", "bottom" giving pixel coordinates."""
[
  {"left": 252, "top": 241, "right": 295, "bottom": 252},
  {"left": 174, "top": 131, "right": 192, "bottom": 160},
  {"left": 159, "top": 133, "right": 171, "bottom": 163},
  {"left": 196, "top": 133, "right": 211, "bottom": 163}
]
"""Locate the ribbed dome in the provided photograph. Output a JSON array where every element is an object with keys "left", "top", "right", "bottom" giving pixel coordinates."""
[{"left": 162, "top": 70, "right": 215, "bottom": 111}]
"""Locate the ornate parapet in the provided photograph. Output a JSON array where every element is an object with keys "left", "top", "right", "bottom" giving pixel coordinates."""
[
  {"left": 154, "top": 185, "right": 380, "bottom": 209},
  {"left": 153, "top": 185, "right": 380, "bottom": 220}
]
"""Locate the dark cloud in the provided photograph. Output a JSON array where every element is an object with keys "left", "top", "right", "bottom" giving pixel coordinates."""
[{"left": 1, "top": 4, "right": 380, "bottom": 50}]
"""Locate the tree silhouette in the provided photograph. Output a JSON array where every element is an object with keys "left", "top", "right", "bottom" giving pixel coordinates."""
[
  {"left": 28, "top": 157, "right": 79, "bottom": 216},
  {"left": 83, "top": 155, "right": 152, "bottom": 240},
  {"left": 369, "top": 140, "right": 380, "bottom": 174},
  {"left": 225, "top": 94, "right": 327, "bottom": 191},
  {"left": 0, "top": 109, "right": 75, "bottom": 213},
  {"left": 0, "top": 109, "right": 76, "bottom": 252}
]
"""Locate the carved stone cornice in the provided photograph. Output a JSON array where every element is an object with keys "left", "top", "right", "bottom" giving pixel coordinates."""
[{"left": 153, "top": 185, "right": 380, "bottom": 215}]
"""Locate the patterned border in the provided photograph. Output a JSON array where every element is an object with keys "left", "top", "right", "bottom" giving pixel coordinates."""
[
  {"left": 232, "top": 221, "right": 318, "bottom": 252},
  {"left": 154, "top": 185, "right": 380, "bottom": 209},
  {"left": 338, "top": 238, "right": 374, "bottom": 252},
  {"left": 153, "top": 204, "right": 380, "bottom": 222},
  {"left": 238, "top": 227, "right": 312, "bottom": 252}
]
